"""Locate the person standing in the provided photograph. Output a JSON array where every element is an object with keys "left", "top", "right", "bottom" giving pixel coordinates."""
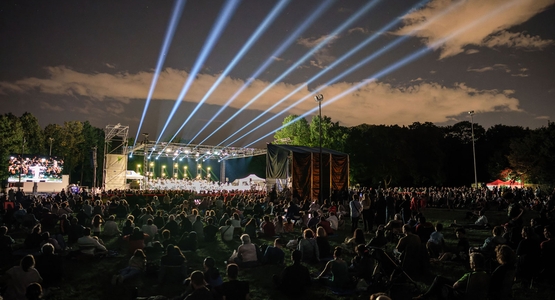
[
  {"left": 349, "top": 195, "right": 362, "bottom": 233},
  {"left": 361, "top": 193, "right": 373, "bottom": 233}
]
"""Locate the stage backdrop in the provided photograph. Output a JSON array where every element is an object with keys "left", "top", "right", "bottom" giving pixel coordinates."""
[{"left": 266, "top": 143, "right": 349, "bottom": 202}]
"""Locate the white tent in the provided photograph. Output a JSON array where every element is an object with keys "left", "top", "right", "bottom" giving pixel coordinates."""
[
  {"left": 232, "top": 174, "right": 265, "bottom": 186},
  {"left": 126, "top": 170, "right": 144, "bottom": 180}
]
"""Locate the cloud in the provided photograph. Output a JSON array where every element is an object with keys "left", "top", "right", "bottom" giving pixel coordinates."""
[
  {"left": 395, "top": 0, "right": 555, "bottom": 59},
  {"left": 348, "top": 27, "right": 368, "bottom": 35},
  {"left": 536, "top": 116, "right": 550, "bottom": 120},
  {"left": 511, "top": 73, "right": 529, "bottom": 77},
  {"left": 105, "top": 63, "right": 116, "bottom": 69},
  {"left": 297, "top": 35, "right": 339, "bottom": 68},
  {"left": 39, "top": 101, "right": 65, "bottom": 112},
  {"left": 465, "top": 49, "right": 479, "bottom": 54},
  {"left": 271, "top": 56, "right": 284, "bottom": 62},
  {"left": 0, "top": 66, "right": 523, "bottom": 129},
  {"left": 482, "top": 30, "right": 555, "bottom": 49},
  {"left": 467, "top": 64, "right": 510, "bottom": 73}
]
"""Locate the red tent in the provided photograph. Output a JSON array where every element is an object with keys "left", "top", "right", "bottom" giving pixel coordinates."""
[{"left": 486, "top": 179, "right": 505, "bottom": 187}]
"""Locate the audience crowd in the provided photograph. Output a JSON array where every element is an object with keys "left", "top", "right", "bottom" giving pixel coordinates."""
[{"left": 0, "top": 183, "right": 554, "bottom": 299}]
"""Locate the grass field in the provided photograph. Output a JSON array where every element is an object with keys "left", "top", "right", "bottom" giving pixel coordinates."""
[{"left": 10, "top": 207, "right": 555, "bottom": 300}]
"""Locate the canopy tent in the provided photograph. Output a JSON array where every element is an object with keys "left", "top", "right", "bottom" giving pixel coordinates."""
[
  {"left": 125, "top": 170, "right": 144, "bottom": 180},
  {"left": 232, "top": 174, "right": 265, "bottom": 186},
  {"left": 266, "top": 143, "right": 349, "bottom": 201},
  {"left": 486, "top": 179, "right": 523, "bottom": 188}
]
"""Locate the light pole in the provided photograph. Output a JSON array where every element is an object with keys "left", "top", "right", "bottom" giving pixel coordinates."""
[
  {"left": 314, "top": 94, "right": 324, "bottom": 203},
  {"left": 469, "top": 111, "right": 478, "bottom": 188},
  {"left": 48, "top": 137, "right": 54, "bottom": 157}
]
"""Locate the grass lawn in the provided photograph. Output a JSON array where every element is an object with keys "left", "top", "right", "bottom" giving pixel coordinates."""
[{"left": 11, "top": 207, "right": 554, "bottom": 300}]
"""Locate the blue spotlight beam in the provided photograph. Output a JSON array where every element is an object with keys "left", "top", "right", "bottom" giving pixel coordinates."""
[
  {"left": 218, "top": 0, "right": 439, "bottom": 147},
  {"left": 195, "top": 0, "right": 383, "bottom": 147},
  {"left": 190, "top": 0, "right": 335, "bottom": 148},
  {"left": 133, "top": 0, "right": 186, "bottom": 151},
  {"left": 152, "top": 0, "right": 241, "bottom": 156},
  {"left": 166, "top": 0, "right": 291, "bottom": 147},
  {"left": 243, "top": 0, "right": 521, "bottom": 148}
]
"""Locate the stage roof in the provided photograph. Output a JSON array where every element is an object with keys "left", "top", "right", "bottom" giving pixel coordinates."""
[{"left": 128, "top": 141, "right": 266, "bottom": 161}]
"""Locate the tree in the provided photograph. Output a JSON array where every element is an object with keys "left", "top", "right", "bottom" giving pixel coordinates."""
[
  {"left": 0, "top": 114, "right": 24, "bottom": 186},
  {"left": 309, "top": 115, "right": 347, "bottom": 152},
  {"left": 20, "top": 112, "right": 44, "bottom": 155},
  {"left": 273, "top": 115, "right": 310, "bottom": 145}
]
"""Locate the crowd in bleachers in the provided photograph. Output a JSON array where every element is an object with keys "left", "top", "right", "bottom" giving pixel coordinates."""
[{"left": 0, "top": 184, "right": 553, "bottom": 299}]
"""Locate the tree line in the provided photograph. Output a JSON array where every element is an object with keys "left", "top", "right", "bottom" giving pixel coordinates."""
[
  {"left": 0, "top": 113, "right": 105, "bottom": 189},
  {"left": 273, "top": 114, "right": 555, "bottom": 188}
]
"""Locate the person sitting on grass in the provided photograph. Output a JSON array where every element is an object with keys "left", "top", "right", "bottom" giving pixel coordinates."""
[
  {"left": 283, "top": 218, "right": 294, "bottom": 233},
  {"left": 234, "top": 234, "right": 259, "bottom": 268},
  {"left": 349, "top": 244, "right": 374, "bottom": 282},
  {"left": 221, "top": 263, "right": 250, "bottom": 300},
  {"left": 297, "top": 228, "right": 320, "bottom": 264},
  {"left": 103, "top": 215, "right": 122, "bottom": 237},
  {"left": 426, "top": 223, "right": 445, "bottom": 259},
  {"left": 203, "top": 257, "right": 223, "bottom": 293},
  {"left": 111, "top": 249, "right": 146, "bottom": 285},
  {"left": 367, "top": 225, "right": 388, "bottom": 249},
  {"left": 259, "top": 215, "right": 276, "bottom": 238},
  {"left": 179, "top": 231, "right": 198, "bottom": 252},
  {"left": 1, "top": 254, "right": 43, "bottom": 300},
  {"left": 124, "top": 227, "right": 149, "bottom": 255},
  {"left": 316, "top": 247, "right": 352, "bottom": 289},
  {"left": 262, "top": 238, "right": 285, "bottom": 265},
  {"left": 471, "top": 226, "right": 506, "bottom": 260},
  {"left": 413, "top": 252, "right": 490, "bottom": 300},
  {"left": 489, "top": 245, "right": 516, "bottom": 300},
  {"left": 439, "top": 227, "right": 469, "bottom": 262},
  {"left": 181, "top": 270, "right": 215, "bottom": 300},
  {"left": 219, "top": 220, "right": 235, "bottom": 243},
  {"left": 77, "top": 227, "right": 108, "bottom": 257},
  {"left": 344, "top": 228, "right": 366, "bottom": 253},
  {"left": 203, "top": 217, "right": 219, "bottom": 242},
  {"left": 273, "top": 250, "right": 311, "bottom": 298},
  {"left": 34, "top": 243, "right": 63, "bottom": 288},
  {"left": 316, "top": 226, "right": 332, "bottom": 260},
  {"left": 159, "top": 245, "right": 187, "bottom": 284}
]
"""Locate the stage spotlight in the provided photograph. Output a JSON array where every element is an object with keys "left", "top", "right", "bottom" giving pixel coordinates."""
[
  {"left": 152, "top": 0, "right": 240, "bottom": 153},
  {"left": 244, "top": 0, "right": 519, "bottom": 147},
  {"left": 165, "top": 0, "right": 290, "bottom": 146},
  {"left": 133, "top": 0, "right": 186, "bottom": 153},
  {"left": 197, "top": 0, "right": 380, "bottom": 147}
]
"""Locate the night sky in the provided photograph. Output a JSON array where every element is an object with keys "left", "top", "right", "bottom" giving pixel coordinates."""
[{"left": 1, "top": 0, "right": 554, "bottom": 148}]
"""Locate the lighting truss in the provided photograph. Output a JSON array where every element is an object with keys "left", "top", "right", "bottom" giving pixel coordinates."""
[
  {"left": 243, "top": 0, "right": 521, "bottom": 148},
  {"left": 131, "top": 141, "right": 265, "bottom": 161}
]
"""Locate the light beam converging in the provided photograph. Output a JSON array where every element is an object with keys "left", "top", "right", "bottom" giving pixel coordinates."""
[
  {"left": 189, "top": 0, "right": 336, "bottom": 148},
  {"left": 218, "top": 0, "right": 444, "bottom": 147},
  {"left": 194, "top": 0, "right": 383, "bottom": 148},
  {"left": 150, "top": 0, "right": 241, "bottom": 158},
  {"left": 132, "top": 0, "right": 186, "bottom": 153},
  {"left": 243, "top": 0, "right": 522, "bottom": 148},
  {"left": 160, "top": 0, "right": 291, "bottom": 153}
]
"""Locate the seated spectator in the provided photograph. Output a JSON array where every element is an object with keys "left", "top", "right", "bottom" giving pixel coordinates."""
[
  {"left": 283, "top": 218, "right": 294, "bottom": 233},
  {"left": 103, "top": 215, "right": 121, "bottom": 237},
  {"left": 273, "top": 250, "right": 311, "bottom": 298},
  {"left": 234, "top": 234, "right": 259, "bottom": 268},
  {"left": 297, "top": 228, "right": 319, "bottom": 264},
  {"left": 112, "top": 249, "right": 146, "bottom": 285},
  {"left": 158, "top": 245, "right": 187, "bottom": 284},
  {"left": 26, "top": 282, "right": 43, "bottom": 300},
  {"left": 439, "top": 228, "right": 469, "bottom": 262},
  {"left": 203, "top": 257, "right": 223, "bottom": 290},
  {"left": 316, "top": 226, "right": 332, "bottom": 259},
  {"left": 259, "top": 215, "right": 276, "bottom": 238},
  {"left": 124, "top": 227, "right": 149, "bottom": 255},
  {"left": 0, "top": 226, "right": 15, "bottom": 266},
  {"left": 219, "top": 220, "right": 234, "bottom": 242},
  {"left": 77, "top": 227, "right": 108, "bottom": 257},
  {"left": 179, "top": 231, "right": 198, "bottom": 252},
  {"left": 415, "top": 216, "right": 435, "bottom": 244},
  {"left": 274, "top": 215, "right": 284, "bottom": 235},
  {"left": 344, "top": 228, "right": 366, "bottom": 252},
  {"left": 516, "top": 226, "right": 541, "bottom": 281},
  {"left": 24, "top": 224, "right": 43, "bottom": 250},
  {"left": 318, "top": 216, "right": 334, "bottom": 236},
  {"left": 472, "top": 226, "right": 506, "bottom": 259},
  {"left": 316, "top": 247, "right": 352, "bottom": 289},
  {"left": 349, "top": 244, "right": 374, "bottom": 282},
  {"left": 141, "top": 219, "right": 157, "bottom": 242},
  {"left": 262, "top": 238, "right": 285, "bottom": 265},
  {"left": 203, "top": 218, "right": 219, "bottom": 242},
  {"left": 540, "top": 225, "right": 555, "bottom": 279},
  {"left": 34, "top": 243, "right": 63, "bottom": 288},
  {"left": 91, "top": 214, "right": 104, "bottom": 237},
  {"left": 67, "top": 218, "right": 85, "bottom": 245},
  {"left": 181, "top": 270, "right": 214, "bottom": 299},
  {"left": 192, "top": 215, "right": 205, "bottom": 241},
  {"left": 244, "top": 218, "right": 257, "bottom": 239},
  {"left": 413, "top": 252, "right": 490, "bottom": 300},
  {"left": 489, "top": 245, "right": 516, "bottom": 300},
  {"left": 384, "top": 214, "right": 404, "bottom": 235},
  {"left": 122, "top": 219, "right": 135, "bottom": 237},
  {"left": 326, "top": 212, "right": 339, "bottom": 231},
  {"left": 367, "top": 225, "right": 388, "bottom": 249},
  {"left": 40, "top": 232, "right": 62, "bottom": 253},
  {"left": 160, "top": 229, "right": 178, "bottom": 249},
  {"left": 161, "top": 215, "right": 180, "bottom": 238},
  {"left": 395, "top": 224, "right": 422, "bottom": 276},
  {"left": 2, "top": 255, "right": 43, "bottom": 300},
  {"left": 221, "top": 263, "right": 250, "bottom": 300},
  {"left": 426, "top": 223, "right": 445, "bottom": 259}
]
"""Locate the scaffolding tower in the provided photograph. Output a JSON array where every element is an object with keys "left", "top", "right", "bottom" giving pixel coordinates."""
[{"left": 103, "top": 124, "right": 129, "bottom": 190}]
